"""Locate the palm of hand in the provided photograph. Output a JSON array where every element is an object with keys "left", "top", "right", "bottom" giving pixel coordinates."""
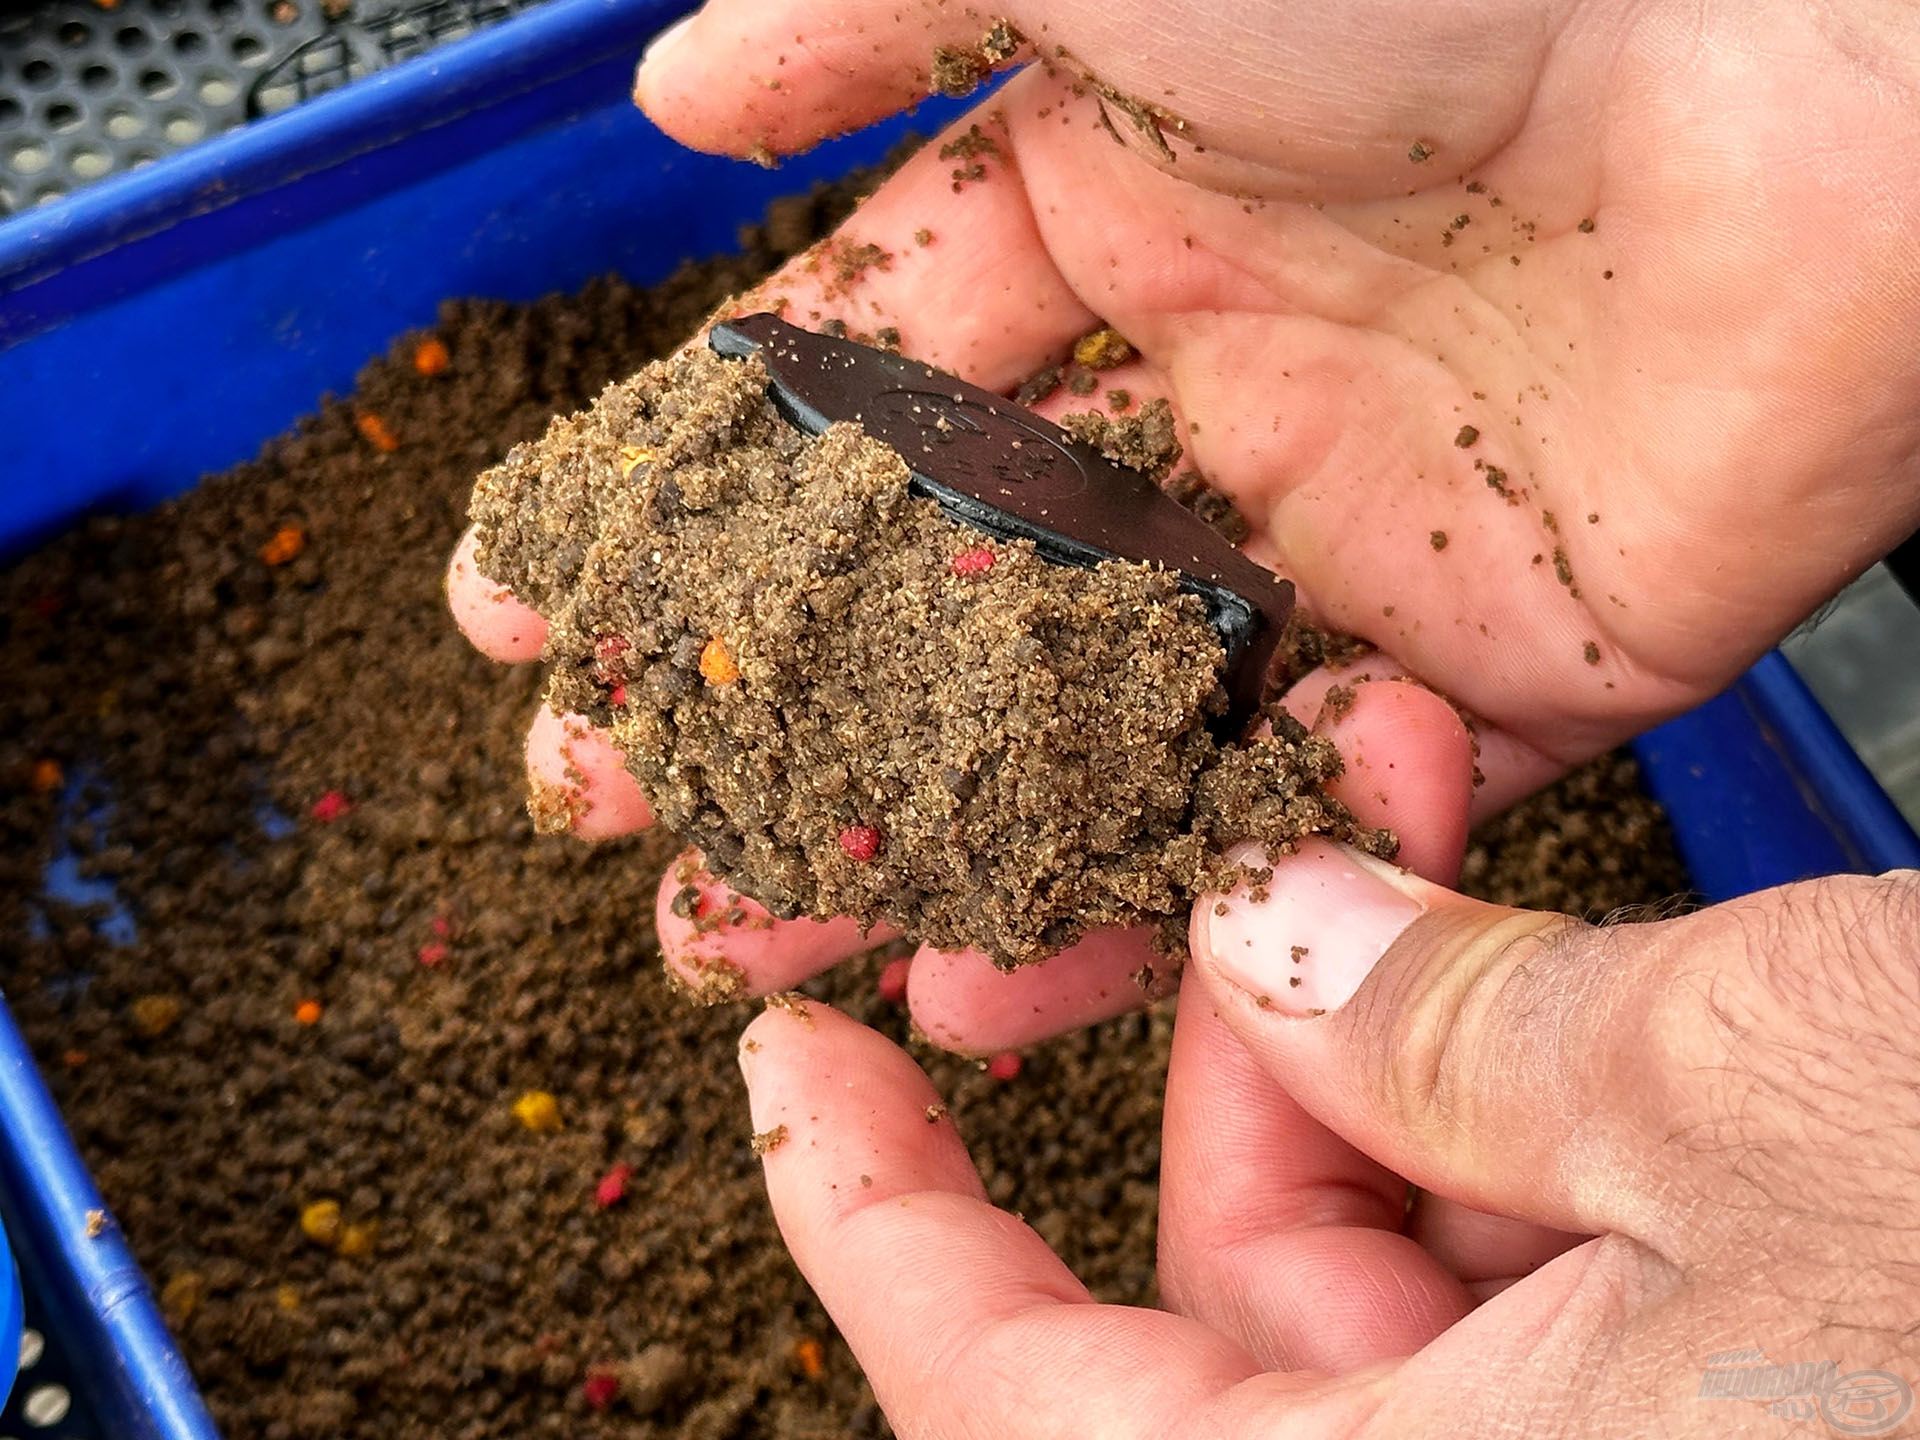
[
  {"left": 449, "top": 0, "right": 1920, "bottom": 1038},
  {"left": 659, "top": 0, "right": 1920, "bottom": 800}
]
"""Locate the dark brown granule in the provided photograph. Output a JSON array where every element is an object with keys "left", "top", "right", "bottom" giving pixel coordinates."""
[
  {"left": 913, "top": 228, "right": 934, "bottom": 247},
  {"left": 1409, "top": 139, "right": 1435, "bottom": 162},
  {"left": 1065, "top": 368, "right": 1098, "bottom": 396},
  {"left": 0, "top": 166, "right": 1693, "bottom": 1440},
  {"left": 1553, "top": 547, "right": 1575, "bottom": 588},
  {"left": 810, "top": 238, "right": 893, "bottom": 296},
  {"left": 930, "top": 18, "right": 1025, "bottom": 98},
  {"left": 1430, "top": 530, "right": 1449, "bottom": 551},
  {"left": 474, "top": 368, "right": 1385, "bottom": 965},
  {"left": 1160, "top": 470, "right": 1252, "bottom": 546},
  {"left": 1317, "top": 685, "right": 1357, "bottom": 726},
  {"left": 1577, "top": 217, "right": 1596, "bottom": 233},
  {"left": 1107, "top": 387, "right": 1133, "bottom": 412},
  {"left": 1454, "top": 425, "right": 1479, "bottom": 448},
  {"left": 937, "top": 124, "right": 1000, "bottom": 163},
  {"left": 1584, "top": 641, "right": 1602, "bottom": 665},
  {"left": 1266, "top": 610, "right": 1377, "bottom": 693},
  {"left": 1059, "top": 397, "right": 1182, "bottom": 480},
  {"left": 1014, "top": 364, "right": 1062, "bottom": 406}
]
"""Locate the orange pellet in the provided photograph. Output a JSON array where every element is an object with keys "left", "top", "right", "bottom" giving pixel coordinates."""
[
  {"left": 411, "top": 337, "right": 450, "bottom": 376},
  {"left": 698, "top": 636, "right": 740, "bottom": 687},
  {"left": 30, "top": 758, "right": 63, "bottom": 793},
  {"left": 355, "top": 412, "right": 400, "bottom": 453},
  {"left": 337, "top": 1220, "right": 379, "bottom": 1259},
  {"left": 793, "top": 1337, "right": 826, "bottom": 1381},
  {"left": 259, "top": 524, "right": 306, "bottom": 566},
  {"left": 294, "top": 999, "right": 323, "bottom": 1026},
  {"left": 61, "top": 1049, "right": 88, "bottom": 1069}
]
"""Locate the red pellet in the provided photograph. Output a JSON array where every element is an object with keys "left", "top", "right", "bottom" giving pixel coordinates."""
[
  {"left": 430, "top": 914, "right": 454, "bottom": 939},
  {"left": 595, "top": 1163, "right": 634, "bottom": 1209},
  {"left": 987, "top": 1051, "right": 1022, "bottom": 1082},
  {"left": 594, "top": 634, "right": 630, "bottom": 666},
  {"left": 837, "top": 825, "right": 881, "bottom": 862},
  {"left": 609, "top": 684, "right": 628, "bottom": 707},
  {"left": 417, "top": 940, "right": 449, "bottom": 967},
  {"left": 582, "top": 1371, "right": 620, "bottom": 1410},
  {"left": 878, "top": 958, "right": 911, "bottom": 1005},
  {"left": 950, "top": 547, "right": 995, "bottom": 577},
  {"left": 310, "top": 790, "right": 350, "bottom": 823}
]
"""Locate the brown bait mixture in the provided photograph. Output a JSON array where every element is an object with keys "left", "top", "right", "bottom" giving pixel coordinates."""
[{"left": 471, "top": 355, "right": 1388, "bottom": 965}]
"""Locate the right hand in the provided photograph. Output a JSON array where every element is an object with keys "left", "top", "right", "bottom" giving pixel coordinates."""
[
  {"left": 449, "top": 0, "right": 1920, "bottom": 1048},
  {"left": 731, "top": 856, "right": 1920, "bottom": 1437}
]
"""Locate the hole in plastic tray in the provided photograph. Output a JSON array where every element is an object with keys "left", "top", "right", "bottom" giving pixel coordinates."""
[{"left": 1, "top": 0, "right": 553, "bottom": 215}]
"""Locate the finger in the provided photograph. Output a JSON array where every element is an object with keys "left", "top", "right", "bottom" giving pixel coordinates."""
[
  {"left": 1405, "top": 1194, "right": 1583, "bottom": 1296},
  {"left": 1159, "top": 974, "right": 1471, "bottom": 1371},
  {"left": 709, "top": 87, "right": 1096, "bottom": 387},
  {"left": 447, "top": 525, "right": 546, "bottom": 663},
  {"left": 1303, "top": 668, "right": 1590, "bottom": 1284},
  {"left": 1285, "top": 675, "right": 1476, "bottom": 887},
  {"left": 1185, "top": 844, "right": 1890, "bottom": 1251},
  {"left": 524, "top": 704, "right": 653, "bottom": 840},
  {"left": 905, "top": 927, "right": 1170, "bottom": 1055},
  {"left": 635, "top": 0, "right": 1024, "bottom": 161},
  {"left": 657, "top": 851, "right": 897, "bottom": 1001},
  {"left": 1280, "top": 659, "right": 1564, "bottom": 829},
  {"left": 636, "top": 0, "right": 1551, "bottom": 200},
  {"left": 1186, "top": 840, "right": 1634, "bottom": 1237},
  {"left": 740, "top": 999, "right": 1305, "bottom": 1437}
]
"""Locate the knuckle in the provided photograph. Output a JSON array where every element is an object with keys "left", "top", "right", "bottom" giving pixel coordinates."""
[{"left": 1368, "top": 910, "right": 1593, "bottom": 1140}]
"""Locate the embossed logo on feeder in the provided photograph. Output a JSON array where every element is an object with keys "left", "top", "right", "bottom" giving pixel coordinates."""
[{"left": 865, "top": 384, "right": 1094, "bottom": 503}]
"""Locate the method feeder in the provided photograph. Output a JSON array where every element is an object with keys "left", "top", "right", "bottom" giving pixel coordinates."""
[{"left": 709, "top": 313, "right": 1295, "bottom": 735}]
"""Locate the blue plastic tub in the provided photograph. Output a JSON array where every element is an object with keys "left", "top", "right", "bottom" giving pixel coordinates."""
[{"left": 1, "top": 2, "right": 1916, "bottom": 1433}]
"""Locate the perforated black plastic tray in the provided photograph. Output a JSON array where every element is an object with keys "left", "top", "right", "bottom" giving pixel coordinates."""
[{"left": 0, "top": 0, "right": 546, "bottom": 215}]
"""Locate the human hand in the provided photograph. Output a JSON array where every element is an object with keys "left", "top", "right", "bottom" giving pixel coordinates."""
[
  {"left": 735, "top": 844, "right": 1920, "bottom": 1437},
  {"left": 449, "top": 0, "right": 1920, "bottom": 1045}
]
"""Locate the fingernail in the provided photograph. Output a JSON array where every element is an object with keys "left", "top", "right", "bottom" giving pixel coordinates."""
[
  {"left": 1197, "top": 838, "right": 1426, "bottom": 1017},
  {"left": 639, "top": 13, "right": 697, "bottom": 72}
]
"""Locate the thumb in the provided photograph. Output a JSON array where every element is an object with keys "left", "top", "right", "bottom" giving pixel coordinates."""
[{"left": 1187, "top": 842, "right": 1905, "bottom": 1251}]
